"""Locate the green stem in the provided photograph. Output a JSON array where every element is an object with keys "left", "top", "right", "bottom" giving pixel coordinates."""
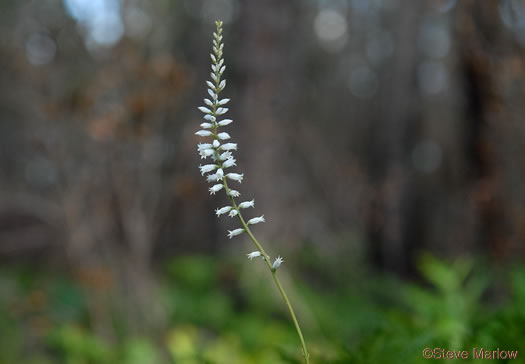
[
  {"left": 271, "top": 269, "right": 310, "bottom": 364},
  {"left": 223, "top": 179, "right": 310, "bottom": 363}
]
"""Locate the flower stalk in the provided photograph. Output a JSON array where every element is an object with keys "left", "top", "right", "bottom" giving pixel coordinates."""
[{"left": 195, "top": 20, "right": 310, "bottom": 363}]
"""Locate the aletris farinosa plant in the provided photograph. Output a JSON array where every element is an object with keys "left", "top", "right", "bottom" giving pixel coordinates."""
[{"left": 195, "top": 20, "right": 310, "bottom": 363}]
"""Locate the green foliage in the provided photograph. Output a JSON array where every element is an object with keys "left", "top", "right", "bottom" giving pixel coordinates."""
[{"left": 0, "top": 254, "right": 524, "bottom": 363}]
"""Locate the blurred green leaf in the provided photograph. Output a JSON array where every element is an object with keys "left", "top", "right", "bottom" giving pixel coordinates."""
[{"left": 1, "top": 255, "right": 524, "bottom": 363}]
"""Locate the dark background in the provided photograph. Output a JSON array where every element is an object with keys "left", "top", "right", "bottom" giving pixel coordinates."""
[{"left": 1, "top": 0, "right": 525, "bottom": 363}]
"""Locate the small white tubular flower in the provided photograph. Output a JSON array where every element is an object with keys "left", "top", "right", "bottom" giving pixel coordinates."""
[
  {"left": 220, "top": 65, "right": 226, "bottom": 74},
  {"left": 200, "top": 149, "right": 215, "bottom": 159},
  {"left": 216, "top": 168, "right": 224, "bottom": 180},
  {"left": 199, "top": 164, "right": 217, "bottom": 175},
  {"left": 208, "top": 89, "right": 216, "bottom": 99},
  {"left": 238, "top": 199, "right": 255, "bottom": 209},
  {"left": 217, "top": 132, "right": 231, "bottom": 140},
  {"left": 246, "top": 251, "right": 261, "bottom": 260},
  {"left": 195, "top": 130, "right": 213, "bottom": 137},
  {"left": 211, "top": 72, "right": 218, "bottom": 82},
  {"left": 222, "top": 158, "right": 236, "bottom": 168},
  {"left": 203, "top": 114, "right": 216, "bottom": 122},
  {"left": 227, "top": 173, "right": 244, "bottom": 183},
  {"left": 228, "top": 209, "right": 238, "bottom": 217},
  {"left": 215, "top": 206, "right": 232, "bottom": 216},
  {"left": 228, "top": 228, "right": 244, "bottom": 239},
  {"left": 198, "top": 143, "right": 212, "bottom": 151},
  {"left": 218, "top": 98, "right": 230, "bottom": 105},
  {"left": 272, "top": 256, "right": 284, "bottom": 269},
  {"left": 219, "top": 80, "right": 226, "bottom": 89},
  {"left": 210, "top": 53, "right": 216, "bottom": 62},
  {"left": 198, "top": 106, "right": 212, "bottom": 114},
  {"left": 229, "top": 189, "right": 240, "bottom": 197},
  {"left": 247, "top": 215, "right": 265, "bottom": 225},
  {"left": 219, "top": 151, "right": 232, "bottom": 160},
  {"left": 209, "top": 184, "right": 224, "bottom": 195},
  {"left": 206, "top": 173, "right": 219, "bottom": 182},
  {"left": 200, "top": 122, "right": 213, "bottom": 129},
  {"left": 218, "top": 119, "right": 233, "bottom": 126},
  {"left": 204, "top": 98, "right": 214, "bottom": 106},
  {"left": 220, "top": 143, "right": 237, "bottom": 151},
  {"left": 212, "top": 139, "right": 220, "bottom": 148},
  {"left": 216, "top": 107, "right": 229, "bottom": 115}
]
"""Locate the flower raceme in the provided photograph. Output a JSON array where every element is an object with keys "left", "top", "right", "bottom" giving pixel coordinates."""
[
  {"left": 194, "top": 20, "right": 268, "bottom": 248},
  {"left": 194, "top": 20, "right": 310, "bottom": 363}
]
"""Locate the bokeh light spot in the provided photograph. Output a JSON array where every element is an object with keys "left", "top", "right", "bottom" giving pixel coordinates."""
[
  {"left": 314, "top": 9, "right": 348, "bottom": 52},
  {"left": 25, "top": 33, "right": 56, "bottom": 65},
  {"left": 63, "top": 0, "right": 123, "bottom": 47},
  {"left": 124, "top": 6, "right": 152, "bottom": 40}
]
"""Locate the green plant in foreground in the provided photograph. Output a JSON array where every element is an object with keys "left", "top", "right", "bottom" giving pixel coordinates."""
[{"left": 195, "top": 20, "right": 310, "bottom": 363}]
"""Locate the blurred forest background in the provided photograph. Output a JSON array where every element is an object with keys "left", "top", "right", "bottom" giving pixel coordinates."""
[{"left": 1, "top": 0, "right": 525, "bottom": 363}]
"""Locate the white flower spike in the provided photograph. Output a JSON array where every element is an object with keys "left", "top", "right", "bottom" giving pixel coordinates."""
[{"left": 195, "top": 20, "right": 310, "bottom": 362}]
